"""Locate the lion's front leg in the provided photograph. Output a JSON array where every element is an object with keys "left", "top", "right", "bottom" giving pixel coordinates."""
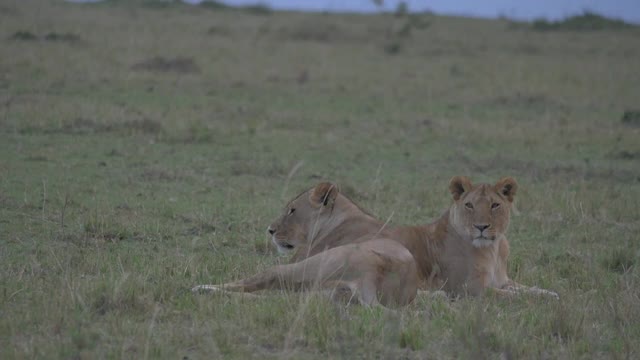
[
  {"left": 191, "top": 284, "right": 262, "bottom": 298},
  {"left": 192, "top": 266, "right": 285, "bottom": 294},
  {"left": 499, "top": 280, "right": 559, "bottom": 300},
  {"left": 191, "top": 284, "right": 220, "bottom": 293},
  {"left": 520, "top": 285, "right": 559, "bottom": 299}
]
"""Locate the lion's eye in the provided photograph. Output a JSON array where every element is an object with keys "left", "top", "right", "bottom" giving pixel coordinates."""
[
  {"left": 491, "top": 203, "right": 500, "bottom": 209},
  {"left": 464, "top": 202, "right": 474, "bottom": 209},
  {"left": 288, "top": 208, "right": 296, "bottom": 215}
]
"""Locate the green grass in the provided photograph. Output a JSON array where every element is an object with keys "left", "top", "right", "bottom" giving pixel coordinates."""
[{"left": 1, "top": 1, "right": 639, "bottom": 358}]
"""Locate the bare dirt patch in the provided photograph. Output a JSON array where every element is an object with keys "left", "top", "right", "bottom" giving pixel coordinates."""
[
  {"left": 131, "top": 57, "right": 200, "bottom": 74},
  {"left": 621, "top": 110, "right": 640, "bottom": 127},
  {"left": 206, "top": 25, "right": 232, "bottom": 36},
  {"left": 602, "top": 249, "right": 635, "bottom": 274},
  {"left": 44, "top": 32, "right": 82, "bottom": 44},
  {"left": 610, "top": 151, "right": 640, "bottom": 160},
  {"left": 283, "top": 21, "right": 347, "bottom": 43},
  {"left": 8, "top": 31, "right": 38, "bottom": 41},
  {"left": 0, "top": 191, "right": 15, "bottom": 209},
  {"left": 140, "top": 167, "right": 184, "bottom": 182},
  {"left": 530, "top": 12, "right": 635, "bottom": 31},
  {"left": 8, "top": 31, "right": 83, "bottom": 44},
  {"left": 179, "top": 214, "right": 217, "bottom": 236},
  {"left": 20, "top": 117, "right": 163, "bottom": 135},
  {"left": 483, "top": 92, "right": 568, "bottom": 112}
]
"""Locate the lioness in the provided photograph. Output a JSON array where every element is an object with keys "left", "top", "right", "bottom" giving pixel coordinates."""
[
  {"left": 193, "top": 183, "right": 420, "bottom": 307},
  {"left": 193, "top": 178, "right": 557, "bottom": 305}
]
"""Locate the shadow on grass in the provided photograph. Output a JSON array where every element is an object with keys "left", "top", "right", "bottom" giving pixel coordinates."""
[
  {"left": 19, "top": 117, "right": 164, "bottom": 136},
  {"left": 131, "top": 56, "right": 200, "bottom": 74},
  {"left": 621, "top": 110, "right": 640, "bottom": 127},
  {"left": 8, "top": 30, "right": 84, "bottom": 44}
]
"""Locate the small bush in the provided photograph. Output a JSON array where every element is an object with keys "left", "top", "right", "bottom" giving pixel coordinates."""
[
  {"left": 199, "top": 0, "right": 231, "bottom": 10},
  {"left": 621, "top": 110, "right": 640, "bottom": 127},
  {"left": 140, "top": 0, "right": 180, "bottom": 9},
  {"left": 8, "top": 30, "right": 38, "bottom": 41},
  {"left": 131, "top": 56, "right": 200, "bottom": 74},
  {"left": 285, "top": 21, "right": 342, "bottom": 43},
  {"left": 383, "top": 41, "right": 402, "bottom": 55},
  {"left": 199, "top": 1, "right": 269, "bottom": 14},
  {"left": 381, "top": 13, "right": 430, "bottom": 55},
  {"left": 84, "top": 215, "right": 132, "bottom": 243},
  {"left": 44, "top": 32, "right": 83, "bottom": 43},
  {"left": 602, "top": 249, "right": 635, "bottom": 274},
  {"left": 206, "top": 25, "right": 231, "bottom": 36},
  {"left": 240, "top": 3, "right": 271, "bottom": 16},
  {"left": 394, "top": 1, "right": 408, "bottom": 17}
]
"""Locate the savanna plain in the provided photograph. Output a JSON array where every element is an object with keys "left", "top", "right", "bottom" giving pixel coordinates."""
[{"left": 1, "top": 0, "right": 639, "bottom": 358}]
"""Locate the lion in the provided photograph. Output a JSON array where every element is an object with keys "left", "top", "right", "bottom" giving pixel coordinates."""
[
  {"left": 192, "top": 178, "right": 558, "bottom": 306},
  {"left": 193, "top": 182, "right": 420, "bottom": 307},
  {"left": 266, "top": 182, "right": 392, "bottom": 262},
  {"left": 420, "top": 176, "right": 557, "bottom": 297}
]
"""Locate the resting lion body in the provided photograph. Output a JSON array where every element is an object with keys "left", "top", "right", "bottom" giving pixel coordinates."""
[{"left": 193, "top": 178, "right": 558, "bottom": 307}]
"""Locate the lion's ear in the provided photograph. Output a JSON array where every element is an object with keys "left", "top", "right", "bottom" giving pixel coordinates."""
[
  {"left": 449, "top": 176, "right": 473, "bottom": 201},
  {"left": 495, "top": 177, "right": 518, "bottom": 202},
  {"left": 309, "top": 182, "right": 339, "bottom": 208}
]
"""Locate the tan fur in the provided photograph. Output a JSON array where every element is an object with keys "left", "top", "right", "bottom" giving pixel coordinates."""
[
  {"left": 267, "top": 182, "right": 388, "bottom": 261},
  {"left": 198, "top": 239, "right": 419, "bottom": 307},
  {"left": 193, "top": 182, "right": 419, "bottom": 307},
  {"left": 398, "top": 176, "right": 556, "bottom": 298},
  {"left": 192, "top": 179, "right": 558, "bottom": 306}
]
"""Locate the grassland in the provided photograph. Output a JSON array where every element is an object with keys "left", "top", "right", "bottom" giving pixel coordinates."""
[{"left": 1, "top": 1, "right": 639, "bottom": 358}]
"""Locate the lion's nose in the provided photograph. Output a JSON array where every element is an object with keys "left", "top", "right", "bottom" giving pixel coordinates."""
[
  {"left": 474, "top": 224, "right": 490, "bottom": 232},
  {"left": 267, "top": 227, "right": 276, "bottom": 235}
]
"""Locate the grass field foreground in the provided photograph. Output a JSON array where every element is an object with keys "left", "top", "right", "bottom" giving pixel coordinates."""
[{"left": 1, "top": 1, "right": 639, "bottom": 358}]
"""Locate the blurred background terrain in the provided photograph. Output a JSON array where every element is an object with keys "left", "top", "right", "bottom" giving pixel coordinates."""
[
  {"left": 1, "top": 0, "right": 639, "bottom": 358},
  {"left": 184, "top": 0, "right": 640, "bottom": 24}
]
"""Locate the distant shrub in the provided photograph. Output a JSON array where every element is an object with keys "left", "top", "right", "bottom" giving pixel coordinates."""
[
  {"left": 621, "top": 110, "right": 640, "bottom": 127},
  {"left": 611, "top": 150, "right": 640, "bottom": 160},
  {"left": 106, "top": 0, "right": 265, "bottom": 14},
  {"left": 531, "top": 12, "right": 634, "bottom": 31},
  {"left": 395, "top": 21, "right": 412, "bottom": 37},
  {"left": 131, "top": 56, "right": 200, "bottom": 74},
  {"left": 44, "top": 32, "right": 82, "bottom": 43},
  {"left": 381, "top": 12, "right": 430, "bottom": 54},
  {"left": 8, "top": 31, "right": 38, "bottom": 41},
  {"left": 8, "top": 31, "right": 83, "bottom": 44},
  {"left": 240, "top": 3, "right": 271, "bottom": 16},
  {"left": 371, "top": 0, "right": 384, "bottom": 9},
  {"left": 140, "top": 0, "right": 182, "bottom": 9},
  {"left": 285, "top": 21, "right": 343, "bottom": 43},
  {"left": 101, "top": 0, "right": 190, "bottom": 9},
  {"left": 383, "top": 41, "right": 402, "bottom": 55},
  {"left": 206, "top": 25, "right": 231, "bottom": 36},
  {"left": 602, "top": 249, "right": 635, "bottom": 274},
  {"left": 198, "top": 0, "right": 231, "bottom": 10},
  {"left": 394, "top": 1, "right": 408, "bottom": 17},
  {"left": 144, "top": 1, "right": 172, "bottom": 8},
  {"left": 202, "top": 2, "right": 271, "bottom": 15}
]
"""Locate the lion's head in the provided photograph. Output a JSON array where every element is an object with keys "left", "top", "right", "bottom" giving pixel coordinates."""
[
  {"left": 448, "top": 176, "right": 518, "bottom": 248},
  {"left": 267, "top": 182, "right": 340, "bottom": 254}
]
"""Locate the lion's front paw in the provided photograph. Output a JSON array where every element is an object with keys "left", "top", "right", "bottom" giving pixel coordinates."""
[
  {"left": 191, "top": 284, "right": 222, "bottom": 293},
  {"left": 530, "top": 287, "right": 560, "bottom": 300}
]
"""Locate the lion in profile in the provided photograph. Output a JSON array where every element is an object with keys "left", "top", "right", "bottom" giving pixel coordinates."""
[{"left": 193, "top": 178, "right": 558, "bottom": 307}]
